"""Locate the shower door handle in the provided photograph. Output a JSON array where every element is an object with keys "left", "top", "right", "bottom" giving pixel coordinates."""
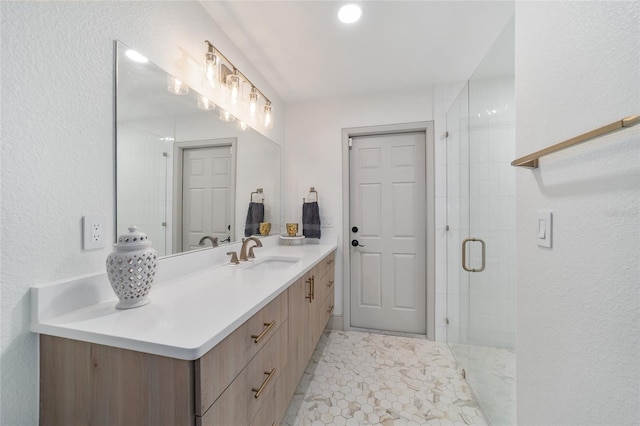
[{"left": 462, "top": 238, "right": 486, "bottom": 272}]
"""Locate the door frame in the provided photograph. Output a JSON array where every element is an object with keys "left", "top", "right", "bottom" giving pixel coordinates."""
[
  {"left": 172, "top": 138, "right": 237, "bottom": 253},
  {"left": 341, "top": 122, "right": 435, "bottom": 340}
]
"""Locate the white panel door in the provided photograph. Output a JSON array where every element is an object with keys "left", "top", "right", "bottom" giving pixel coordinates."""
[
  {"left": 182, "top": 146, "right": 232, "bottom": 250},
  {"left": 350, "top": 132, "right": 426, "bottom": 333}
]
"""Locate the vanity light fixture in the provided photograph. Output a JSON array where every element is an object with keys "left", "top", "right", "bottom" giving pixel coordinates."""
[
  {"left": 201, "top": 39, "right": 274, "bottom": 129},
  {"left": 338, "top": 4, "right": 362, "bottom": 24},
  {"left": 263, "top": 101, "right": 273, "bottom": 129},
  {"left": 226, "top": 70, "right": 242, "bottom": 106},
  {"left": 167, "top": 75, "right": 188, "bottom": 95},
  {"left": 203, "top": 40, "right": 219, "bottom": 88},
  {"left": 197, "top": 94, "right": 216, "bottom": 110},
  {"left": 248, "top": 87, "right": 259, "bottom": 119}
]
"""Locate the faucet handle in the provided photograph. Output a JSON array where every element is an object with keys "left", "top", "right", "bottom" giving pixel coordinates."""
[
  {"left": 248, "top": 246, "right": 256, "bottom": 258},
  {"left": 226, "top": 251, "right": 239, "bottom": 265}
]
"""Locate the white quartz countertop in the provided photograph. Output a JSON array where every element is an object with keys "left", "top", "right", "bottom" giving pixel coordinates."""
[{"left": 31, "top": 239, "right": 337, "bottom": 360}]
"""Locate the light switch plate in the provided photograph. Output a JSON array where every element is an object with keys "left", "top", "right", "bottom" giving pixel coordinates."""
[{"left": 537, "top": 210, "right": 552, "bottom": 248}]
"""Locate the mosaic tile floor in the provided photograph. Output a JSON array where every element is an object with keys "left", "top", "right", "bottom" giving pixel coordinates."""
[{"left": 283, "top": 330, "right": 488, "bottom": 425}]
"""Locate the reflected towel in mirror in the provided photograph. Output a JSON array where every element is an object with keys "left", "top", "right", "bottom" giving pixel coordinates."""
[
  {"left": 302, "top": 201, "right": 321, "bottom": 239},
  {"left": 245, "top": 202, "right": 265, "bottom": 237}
]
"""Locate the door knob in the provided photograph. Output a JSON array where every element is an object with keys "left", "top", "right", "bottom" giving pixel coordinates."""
[
  {"left": 351, "top": 239, "right": 365, "bottom": 247},
  {"left": 352, "top": 226, "right": 358, "bottom": 233}
]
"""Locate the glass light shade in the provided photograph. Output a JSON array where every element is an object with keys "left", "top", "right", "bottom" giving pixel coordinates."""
[
  {"left": 226, "top": 73, "right": 242, "bottom": 106},
  {"left": 219, "top": 109, "right": 234, "bottom": 122},
  {"left": 203, "top": 58, "right": 218, "bottom": 88},
  {"left": 197, "top": 95, "right": 215, "bottom": 111},
  {"left": 248, "top": 89, "right": 259, "bottom": 119},
  {"left": 167, "top": 75, "right": 188, "bottom": 95},
  {"left": 263, "top": 102, "right": 273, "bottom": 129}
]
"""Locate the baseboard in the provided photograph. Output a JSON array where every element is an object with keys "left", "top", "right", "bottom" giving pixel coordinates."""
[{"left": 326, "top": 314, "right": 344, "bottom": 331}]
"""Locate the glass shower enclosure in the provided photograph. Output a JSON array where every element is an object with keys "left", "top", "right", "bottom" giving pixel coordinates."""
[{"left": 445, "top": 19, "right": 516, "bottom": 425}]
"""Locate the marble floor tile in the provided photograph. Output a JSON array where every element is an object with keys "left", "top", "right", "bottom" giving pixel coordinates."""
[{"left": 283, "top": 330, "right": 488, "bottom": 425}]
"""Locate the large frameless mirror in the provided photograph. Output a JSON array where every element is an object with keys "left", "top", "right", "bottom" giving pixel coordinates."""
[{"left": 115, "top": 41, "right": 281, "bottom": 257}]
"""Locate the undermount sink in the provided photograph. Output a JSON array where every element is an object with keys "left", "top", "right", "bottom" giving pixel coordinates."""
[{"left": 242, "top": 256, "right": 301, "bottom": 272}]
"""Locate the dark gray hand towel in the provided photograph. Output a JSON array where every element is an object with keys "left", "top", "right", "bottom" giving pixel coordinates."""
[
  {"left": 244, "top": 202, "right": 264, "bottom": 237},
  {"left": 302, "top": 201, "right": 321, "bottom": 239}
]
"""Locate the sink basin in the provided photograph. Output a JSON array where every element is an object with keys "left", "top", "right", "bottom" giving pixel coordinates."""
[{"left": 243, "top": 256, "right": 301, "bottom": 272}]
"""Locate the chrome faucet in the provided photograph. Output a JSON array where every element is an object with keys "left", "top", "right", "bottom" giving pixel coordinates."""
[
  {"left": 198, "top": 236, "right": 219, "bottom": 247},
  {"left": 239, "top": 237, "right": 262, "bottom": 261}
]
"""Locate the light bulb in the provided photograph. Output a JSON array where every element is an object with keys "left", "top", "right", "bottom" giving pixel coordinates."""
[
  {"left": 263, "top": 102, "right": 273, "bottom": 129},
  {"left": 226, "top": 73, "right": 241, "bottom": 106},
  {"left": 219, "top": 109, "right": 234, "bottom": 122},
  {"left": 167, "top": 75, "right": 188, "bottom": 95},
  {"left": 238, "top": 121, "right": 249, "bottom": 131},
  {"left": 203, "top": 40, "right": 219, "bottom": 88},
  {"left": 338, "top": 4, "right": 362, "bottom": 24},
  {"left": 197, "top": 95, "right": 215, "bottom": 111},
  {"left": 248, "top": 88, "right": 259, "bottom": 119}
]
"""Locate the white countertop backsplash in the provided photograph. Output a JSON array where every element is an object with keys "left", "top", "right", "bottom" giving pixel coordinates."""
[{"left": 31, "top": 235, "right": 337, "bottom": 360}]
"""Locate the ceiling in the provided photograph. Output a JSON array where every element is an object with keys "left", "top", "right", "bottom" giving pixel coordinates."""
[{"left": 200, "top": 1, "right": 515, "bottom": 102}]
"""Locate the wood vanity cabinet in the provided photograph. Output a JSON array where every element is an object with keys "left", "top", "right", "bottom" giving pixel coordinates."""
[
  {"left": 39, "top": 250, "right": 336, "bottom": 426},
  {"left": 286, "top": 250, "right": 336, "bottom": 397}
]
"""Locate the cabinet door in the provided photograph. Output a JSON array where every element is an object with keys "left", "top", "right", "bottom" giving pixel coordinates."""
[{"left": 286, "top": 273, "right": 312, "bottom": 396}]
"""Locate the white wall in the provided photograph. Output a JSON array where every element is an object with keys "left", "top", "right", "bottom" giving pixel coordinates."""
[
  {"left": 284, "top": 88, "right": 437, "bottom": 330},
  {"left": 0, "top": 2, "right": 284, "bottom": 423},
  {"left": 515, "top": 2, "right": 639, "bottom": 424}
]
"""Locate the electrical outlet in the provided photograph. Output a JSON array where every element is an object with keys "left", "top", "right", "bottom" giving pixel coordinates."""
[{"left": 83, "top": 216, "right": 107, "bottom": 250}]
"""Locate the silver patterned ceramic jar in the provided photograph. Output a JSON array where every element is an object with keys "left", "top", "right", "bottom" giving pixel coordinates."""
[{"left": 106, "top": 226, "right": 158, "bottom": 309}]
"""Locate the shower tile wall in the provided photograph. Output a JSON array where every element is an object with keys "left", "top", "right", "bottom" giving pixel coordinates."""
[
  {"left": 467, "top": 76, "right": 516, "bottom": 349},
  {"left": 433, "top": 82, "right": 466, "bottom": 342},
  {"left": 117, "top": 117, "right": 173, "bottom": 256}
]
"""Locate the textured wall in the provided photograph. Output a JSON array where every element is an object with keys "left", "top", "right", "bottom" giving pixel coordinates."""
[
  {"left": 515, "top": 2, "right": 639, "bottom": 424},
  {"left": 0, "top": 2, "right": 284, "bottom": 423}
]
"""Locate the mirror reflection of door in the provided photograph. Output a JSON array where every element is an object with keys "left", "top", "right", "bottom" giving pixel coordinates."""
[{"left": 175, "top": 139, "right": 236, "bottom": 252}]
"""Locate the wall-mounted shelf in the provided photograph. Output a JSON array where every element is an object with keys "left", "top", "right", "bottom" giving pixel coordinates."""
[{"left": 511, "top": 115, "right": 639, "bottom": 169}]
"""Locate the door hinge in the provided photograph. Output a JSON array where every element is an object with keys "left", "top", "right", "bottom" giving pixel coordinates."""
[
  {"left": 162, "top": 152, "right": 168, "bottom": 157},
  {"left": 445, "top": 317, "right": 449, "bottom": 325},
  {"left": 462, "top": 369, "right": 466, "bottom": 379},
  {"left": 161, "top": 222, "right": 167, "bottom": 227},
  {"left": 446, "top": 225, "right": 450, "bottom": 231},
  {"left": 444, "top": 131, "right": 449, "bottom": 138},
  {"left": 348, "top": 138, "right": 353, "bottom": 148}
]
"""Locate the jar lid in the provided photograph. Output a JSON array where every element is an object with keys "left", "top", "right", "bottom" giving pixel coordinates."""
[{"left": 115, "top": 226, "right": 152, "bottom": 248}]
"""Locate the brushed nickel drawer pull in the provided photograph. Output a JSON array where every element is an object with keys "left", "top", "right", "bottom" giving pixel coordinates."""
[
  {"left": 251, "top": 320, "right": 276, "bottom": 344},
  {"left": 252, "top": 368, "right": 276, "bottom": 398},
  {"left": 327, "top": 305, "right": 335, "bottom": 314},
  {"left": 327, "top": 280, "right": 334, "bottom": 288}
]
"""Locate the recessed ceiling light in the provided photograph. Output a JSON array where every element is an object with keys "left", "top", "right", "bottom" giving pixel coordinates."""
[
  {"left": 338, "top": 4, "right": 362, "bottom": 24},
  {"left": 125, "top": 49, "right": 148, "bottom": 63}
]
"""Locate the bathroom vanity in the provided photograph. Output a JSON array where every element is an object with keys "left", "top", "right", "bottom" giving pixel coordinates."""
[{"left": 32, "top": 238, "right": 336, "bottom": 425}]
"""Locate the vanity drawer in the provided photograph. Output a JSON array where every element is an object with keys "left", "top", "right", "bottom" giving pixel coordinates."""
[
  {"left": 322, "top": 291, "right": 335, "bottom": 328},
  {"left": 195, "top": 290, "right": 288, "bottom": 416},
  {"left": 198, "top": 320, "right": 288, "bottom": 426},
  {"left": 320, "top": 251, "right": 335, "bottom": 278},
  {"left": 315, "top": 266, "right": 335, "bottom": 306}
]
